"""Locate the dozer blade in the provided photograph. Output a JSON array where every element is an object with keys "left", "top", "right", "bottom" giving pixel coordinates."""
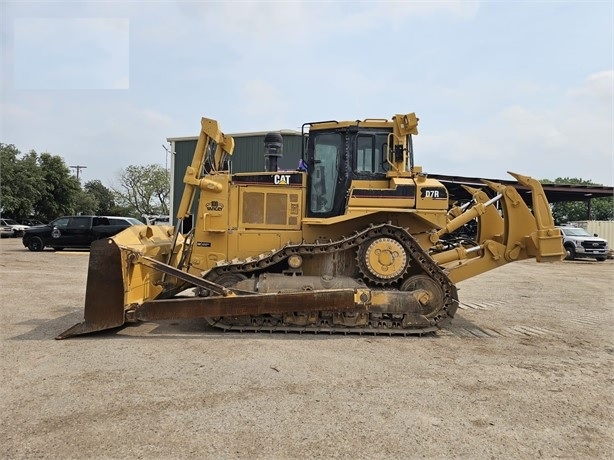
[
  {"left": 57, "top": 239, "right": 127, "bottom": 339},
  {"left": 58, "top": 224, "right": 189, "bottom": 339}
]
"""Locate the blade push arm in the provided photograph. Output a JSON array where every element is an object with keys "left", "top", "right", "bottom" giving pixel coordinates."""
[{"left": 176, "top": 118, "right": 235, "bottom": 220}]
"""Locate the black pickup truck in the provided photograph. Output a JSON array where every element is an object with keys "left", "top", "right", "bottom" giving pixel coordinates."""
[{"left": 22, "top": 215, "right": 144, "bottom": 251}]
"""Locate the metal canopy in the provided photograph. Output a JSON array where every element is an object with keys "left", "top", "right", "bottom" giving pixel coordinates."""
[{"left": 428, "top": 174, "right": 613, "bottom": 204}]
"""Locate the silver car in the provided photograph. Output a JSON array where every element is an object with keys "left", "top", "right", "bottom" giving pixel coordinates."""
[
  {"left": 0, "top": 218, "right": 30, "bottom": 237},
  {"left": 0, "top": 225, "right": 14, "bottom": 238}
]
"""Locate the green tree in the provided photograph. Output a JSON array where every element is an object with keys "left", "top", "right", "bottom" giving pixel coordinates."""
[
  {"left": 83, "top": 180, "right": 115, "bottom": 215},
  {"left": 0, "top": 144, "right": 43, "bottom": 218},
  {"left": 542, "top": 177, "right": 614, "bottom": 223},
  {"left": 1, "top": 144, "right": 82, "bottom": 221},
  {"left": 35, "top": 153, "right": 81, "bottom": 219},
  {"left": 74, "top": 189, "right": 99, "bottom": 215},
  {"left": 114, "top": 164, "right": 170, "bottom": 217},
  {"left": 1, "top": 144, "right": 147, "bottom": 221}
]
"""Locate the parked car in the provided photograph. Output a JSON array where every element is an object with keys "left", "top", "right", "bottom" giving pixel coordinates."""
[
  {"left": 19, "top": 218, "right": 46, "bottom": 227},
  {"left": 143, "top": 214, "right": 171, "bottom": 226},
  {"left": 1, "top": 224, "right": 14, "bottom": 238},
  {"left": 0, "top": 218, "right": 30, "bottom": 237},
  {"left": 557, "top": 226, "right": 609, "bottom": 261},
  {"left": 22, "top": 215, "right": 144, "bottom": 251}
]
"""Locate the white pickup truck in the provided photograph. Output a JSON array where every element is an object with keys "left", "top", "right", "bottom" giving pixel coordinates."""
[{"left": 558, "top": 226, "right": 609, "bottom": 261}]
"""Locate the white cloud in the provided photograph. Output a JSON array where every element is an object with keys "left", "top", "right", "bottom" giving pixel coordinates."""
[
  {"left": 420, "top": 70, "right": 614, "bottom": 184},
  {"left": 3, "top": 94, "right": 179, "bottom": 185},
  {"left": 336, "top": 0, "right": 480, "bottom": 32},
  {"left": 566, "top": 70, "right": 613, "bottom": 112},
  {"left": 172, "top": 1, "right": 480, "bottom": 50},
  {"left": 175, "top": 2, "right": 316, "bottom": 46},
  {"left": 242, "top": 80, "right": 286, "bottom": 116}
]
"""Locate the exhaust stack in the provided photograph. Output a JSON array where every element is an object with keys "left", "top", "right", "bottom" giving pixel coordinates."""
[{"left": 264, "top": 132, "right": 283, "bottom": 172}]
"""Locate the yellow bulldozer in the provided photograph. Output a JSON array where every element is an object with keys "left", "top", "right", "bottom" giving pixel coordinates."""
[{"left": 58, "top": 113, "right": 565, "bottom": 339}]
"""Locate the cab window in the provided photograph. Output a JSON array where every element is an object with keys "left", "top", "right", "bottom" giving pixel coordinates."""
[{"left": 355, "top": 134, "right": 388, "bottom": 174}]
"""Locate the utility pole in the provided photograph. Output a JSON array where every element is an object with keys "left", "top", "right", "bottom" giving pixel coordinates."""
[
  {"left": 162, "top": 144, "right": 174, "bottom": 219},
  {"left": 162, "top": 144, "right": 173, "bottom": 178},
  {"left": 70, "top": 165, "right": 87, "bottom": 180}
]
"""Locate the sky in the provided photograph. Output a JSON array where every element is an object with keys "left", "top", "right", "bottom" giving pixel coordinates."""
[{"left": 1, "top": 1, "right": 613, "bottom": 188}]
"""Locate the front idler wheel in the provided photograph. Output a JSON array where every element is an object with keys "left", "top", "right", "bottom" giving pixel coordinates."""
[
  {"left": 400, "top": 275, "right": 444, "bottom": 316},
  {"left": 202, "top": 272, "right": 250, "bottom": 327}
]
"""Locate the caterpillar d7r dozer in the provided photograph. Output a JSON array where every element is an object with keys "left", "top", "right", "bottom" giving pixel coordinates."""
[{"left": 58, "top": 113, "right": 565, "bottom": 339}]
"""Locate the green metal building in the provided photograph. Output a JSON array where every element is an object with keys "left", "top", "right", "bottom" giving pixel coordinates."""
[{"left": 166, "top": 130, "right": 303, "bottom": 229}]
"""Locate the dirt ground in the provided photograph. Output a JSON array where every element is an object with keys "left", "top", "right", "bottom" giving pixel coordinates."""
[{"left": 0, "top": 237, "right": 612, "bottom": 459}]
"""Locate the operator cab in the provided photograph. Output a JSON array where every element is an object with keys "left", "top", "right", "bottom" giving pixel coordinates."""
[{"left": 304, "top": 123, "right": 402, "bottom": 218}]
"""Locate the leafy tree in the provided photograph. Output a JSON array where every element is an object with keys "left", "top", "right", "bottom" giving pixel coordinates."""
[
  {"left": 0, "top": 144, "right": 43, "bottom": 218},
  {"left": 74, "top": 189, "right": 99, "bottom": 215},
  {"left": 1, "top": 144, "right": 82, "bottom": 221},
  {"left": 114, "top": 164, "right": 170, "bottom": 217},
  {"left": 542, "top": 177, "right": 614, "bottom": 223},
  {"left": 83, "top": 180, "right": 115, "bottom": 215},
  {"left": 35, "top": 153, "right": 81, "bottom": 219}
]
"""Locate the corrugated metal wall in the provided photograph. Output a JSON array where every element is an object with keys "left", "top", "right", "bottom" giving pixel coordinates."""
[
  {"left": 170, "top": 132, "right": 303, "bottom": 224},
  {"left": 231, "top": 133, "right": 304, "bottom": 173}
]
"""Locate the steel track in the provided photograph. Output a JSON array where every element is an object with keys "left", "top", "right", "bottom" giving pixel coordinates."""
[{"left": 203, "top": 223, "right": 459, "bottom": 335}]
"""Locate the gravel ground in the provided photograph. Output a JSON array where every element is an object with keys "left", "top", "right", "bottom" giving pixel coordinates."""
[{"left": 1, "top": 237, "right": 613, "bottom": 459}]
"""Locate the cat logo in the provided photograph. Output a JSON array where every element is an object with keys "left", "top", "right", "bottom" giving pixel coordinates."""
[{"left": 274, "top": 174, "right": 291, "bottom": 185}]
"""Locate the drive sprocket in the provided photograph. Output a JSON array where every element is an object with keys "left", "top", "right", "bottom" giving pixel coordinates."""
[{"left": 357, "top": 237, "right": 408, "bottom": 285}]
